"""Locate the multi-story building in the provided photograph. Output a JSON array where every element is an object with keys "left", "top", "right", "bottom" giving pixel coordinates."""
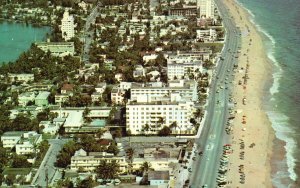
[
  {"left": 126, "top": 99, "right": 195, "bottom": 135},
  {"left": 18, "top": 92, "right": 36, "bottom": 107},
  {"left": 111, "top": 86, "right": 126, "bottom": 105},
  {"left": 70, "top": 149, "right": 127, "bottom": 172},
  {"left": 36, "top": 42, "right": 75, "bottom": 57},
  {"left": 15, "top": 131, "right": 42, "bottom": 155},
  {"left": 55, "top": 94, "right": 69, "bottom": 104},
  {"left": 168, "top": 6, "right": 197, "bottom": 16},
  {"left": 167, "top": 61, "right": 203, "bottom": 80},
  {"left": 196, "top": 29, "right": 217, "bottom": 42},
  {"left": 1, "top": 132, "right": 24, "bottom": 148},
  {"left": 8, "top": 74, "right": 34, "bottom": 83},
  {"left": 130, "top": 80, "right": 198, "bottom": 102},
  {"left": 61, "top": 10, "right": 75, "bottom": 41},
  {"left": 35, "top": 91, "right": 50, "bottom": 107},
  {"left": 197, "top": 0, "right": 215, "bottom": 18}
]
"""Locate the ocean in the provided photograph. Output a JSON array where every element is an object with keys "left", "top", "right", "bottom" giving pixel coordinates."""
[
  {"left": 236, "top": 0, "right": 300, "bottom": 187},
  {"left": 0, "top": 21, "right": 50, "bottom": 63}
]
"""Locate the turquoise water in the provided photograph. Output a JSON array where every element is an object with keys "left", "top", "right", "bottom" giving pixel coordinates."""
[
  {"left": 236, "top": 0, "right": 300, "bottom": 187},
  {"left": 0, "top": 21, "right": 50, "bottom": 63}
]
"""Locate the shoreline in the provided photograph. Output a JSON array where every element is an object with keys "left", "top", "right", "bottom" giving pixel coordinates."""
[
  {"left": 231, "top": 0, "right": 299, "bottom": 187},
  {"left": 222, "top": 0, "right": 275, "bottom": 187}
]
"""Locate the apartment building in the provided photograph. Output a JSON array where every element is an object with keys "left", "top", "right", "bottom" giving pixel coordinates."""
[
  {"left": 130, "top": 80, "right": 198, "bottom": 102},
  {"left": 70, "top": 149, "right": 127, "bottom": 172}
]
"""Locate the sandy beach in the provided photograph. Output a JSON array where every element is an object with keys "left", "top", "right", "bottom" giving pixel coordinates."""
[{"left": 222, "top": 0, "right": 275, "bottom": 187}]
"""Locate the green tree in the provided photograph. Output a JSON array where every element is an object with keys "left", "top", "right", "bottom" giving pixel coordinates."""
[
  {"left": 77, "top": 176, "right": 97, "bottom": 188},
  {"left": 56, "top": 141, "right": 80, "bottom": 168},
  {"left": 126, "top": 147, "right": 134, "bottom": 174},
  {"left": 107, "top": 141, "right": 119, "bottom": 155},
  {"left": 158, "top": 126, "right": 171, "bottom": 136},
  {"left": 11, "top": 155, "right": 31, "bottom": 168},
  {"left": 96, "top": 160, "right": 120, "bottom": 180},
  {"left": 169, "top": 121, "right": 178, "bottom": 133}
]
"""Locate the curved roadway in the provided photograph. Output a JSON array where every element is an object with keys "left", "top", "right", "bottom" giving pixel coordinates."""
[{"left": 189, "top": 0, "right": 241, "bottom": 187}]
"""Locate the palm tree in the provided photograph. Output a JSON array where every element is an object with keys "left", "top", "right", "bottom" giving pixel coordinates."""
[
  {"left": 144, "top": 124, "right": 150, "bottom": 134},
  {"left": 139, "top": 162, "right": 151, "bottom": 175},
  {"left": 96, "top": 160, "right": 120, "bottom": 180},
  {"left": 170, "top": 121, "right": 178, "bottom": 134},
  {"left": 126, "top": 148, "right": 134, "bottom": 174},
  {"left": 157, "top": 117, "right": 165, "bottom": 131},
  {"left": 194, "top": 108, "right": 204, "bottom": 121}
]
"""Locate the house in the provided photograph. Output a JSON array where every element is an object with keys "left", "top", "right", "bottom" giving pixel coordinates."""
[
  {"left": 35, "top": 91, "right": 50, "bottom": 106},
  {"left": 18, "top": 92, "right": 36, "bottom": 107},
  {"left": 115, "top": 73, "right": 124, "bottom": 82},
  {"left": 91, "top": 92, "right": 102, "bottom": 103},
  {"left": 61, "top": 83, "right": 74, "bottom": 95},
  {"left": 15, "top": 131, "right": 42, "bottom": 155},
  {"left": 143, "top": 54, "right": 158, "bottom": 63},
  {"left": 55, "top": 94, "right": 69, "bottom": 104},
  {"left": 1, "top": 131, "right": 24, "bottom": 148},
  {"left": 148, "top": 171, "right": 170, "bottom": 186},
  {"left": 95, "top": 82, "right": 107, "bottom": 94},
  {"left": 133, "top": 65, "right": 146, "bottom": 78}
]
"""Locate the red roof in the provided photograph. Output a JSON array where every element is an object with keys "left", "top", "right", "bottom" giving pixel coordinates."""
[{"left": 61, "top": 84, "right": 74, "bottom": 91}]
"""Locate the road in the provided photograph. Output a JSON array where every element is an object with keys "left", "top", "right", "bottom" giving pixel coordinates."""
[
  {"left": 189, "top": 0, "right": 241, "bottom": 187},
  {"left": 31, "top": 139, "right": 69, "bottom": 187},
  {"left": 82, "top": 2, "right": 102, "bottom": 63}
]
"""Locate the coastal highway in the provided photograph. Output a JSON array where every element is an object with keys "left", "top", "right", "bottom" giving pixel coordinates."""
[{"left": 189, "top": 0, "right": 241, "bottom": 187}]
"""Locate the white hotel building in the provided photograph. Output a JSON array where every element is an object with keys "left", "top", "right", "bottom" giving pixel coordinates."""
[
  {"left": 126, "top": 98, "right": 195, "bottom": 135},
  {"left": 61, "top": 10, "right": 75, "bottom": 41},
  {"left": 197, "top": 0, "right": 215, "bottom": 19},
  {"left": 167, "top": 60, "right": 203, "bottom": 80},
  {"left": 130, "top": 80, "right": 198, "bottom": 102}
]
